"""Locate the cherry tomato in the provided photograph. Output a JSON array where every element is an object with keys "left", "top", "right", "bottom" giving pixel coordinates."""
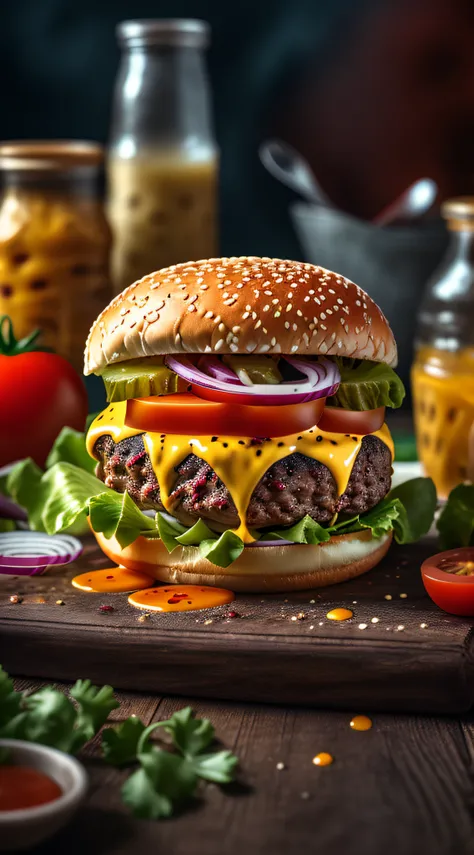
[
  {"left": 318, "top": 406, "right": 386, "bottom": 434},
  {"left": 421, "top": 547, "right": 474, "bottom": 616},
  {"left": 126, "top": 393, "right": 326, "bottom": 437},
  {"left": 0, "top": 351, "right": 88, "bottom": 468}
]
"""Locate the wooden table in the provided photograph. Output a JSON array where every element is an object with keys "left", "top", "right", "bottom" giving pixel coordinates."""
[{"left": 11, "top": 676, "right": 474, "bottom": 855}]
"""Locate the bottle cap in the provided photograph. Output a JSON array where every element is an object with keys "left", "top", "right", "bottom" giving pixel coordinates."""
[
  {"left": 442, "top": 197, "right": 474, "bottom": 231},
  {"left": 117, "top": 19, "right": 210, "bottom": 48}
]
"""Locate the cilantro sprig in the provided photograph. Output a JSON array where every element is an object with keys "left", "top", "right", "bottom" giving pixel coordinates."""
[
  {"left": 102, "top": 706, "right": 238, "bottom": 819},
  {"left": 0, "top": 666, "right": 238, "bottom": 820}
]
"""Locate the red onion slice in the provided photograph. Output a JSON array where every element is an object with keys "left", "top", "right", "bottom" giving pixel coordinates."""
[
  {"left": 246, "top": 539, "right": 295, "bottom": 547},
  {"left": 0, "top": 532, "right": 83, "bottom": 576},
  {"left": 0, "top": 494, "right": 28, "bottom": 522},
  {"left": 197, "top": 355, "right": 242, "bottom": 384},
  {"left": 166, "top": 355, "right": 340, "bottom": 404}
]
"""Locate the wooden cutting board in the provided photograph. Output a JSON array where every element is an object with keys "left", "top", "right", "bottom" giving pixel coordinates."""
[{"left": 1, "top": 535, "right": 473, "bottom": 714}]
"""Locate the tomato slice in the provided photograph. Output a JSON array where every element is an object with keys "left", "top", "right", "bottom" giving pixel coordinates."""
[
  {"left": 421, "top": 547, "right": 474, "bottom": 616},
  {"left": 125, "top": 393, "right": 326, "bottom": 437},
  {"left": 318, "top": 406, "right": 385, "bottom": 434}
]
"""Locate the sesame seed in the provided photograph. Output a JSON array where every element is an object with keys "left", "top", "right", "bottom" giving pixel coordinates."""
[
  {"left": 276, "top": 762, "right": 285, "bottom": 771},
  {"left": 291, "top": 344, "right": 298, "bottom": 352},
  {"left": 358, "top": 623, "right": 367, "bottom": 630},
  {"left": 396, "top": 625, "right": 405, "bottom": 631},
  {"left": 286, "top": 304, "right": 292, "bottom": 312},
  {"left": 304, "top": 296, "right": 310, "bottom": 302},
  {"left": 384, "top": 594, "right": 392, "bottom": 600},
  {"left": 254, "top": 319, "right": 262, "bottom": 329},
  {"left": 320, "top": 312, "right": 326, "bottom": 320},
  {"left": 187, "top": 304, "right": 196, "bottom": 312},
  {"left": 320, "top": 324, "right": 327, "bottom": 331},
  {"left": 242, "top": 312, "right": 250, "bottom": 320},
  {"left": 371, "top": 617, "right": 379, "bottom": 624},
  {"left": 285, "top": 321, "right": 290, "bottom": 329},
  {"left": 420, "top": 623, "right": 428, "bottom": 629},
  {"left": 263, "top": 305, "right": 270, "bottom": 312},
  {"left": 400, "top": 593, "right": 408, "bottom": 599},
  {"left": 265, "top": 290, "right": 273, "bottom": 296},
  {"left": 218, "top": 323, "right": 226, "bottom": 332},
  {"left": 274, "top": 310, "right": 281, "bottom": 318},
  {"left": 215, "top": 339, "right": 225, "bottom": 351},
  {"left": 232, "top": 325, "right": 241, "bottom": 333},
  {"left": 205, "top": 311, "right": 214, "bottom": 319},
  {"left": 271, "top": 337, "right": 277, "bottom": 346},
  {"left": 292, "top": 323, "right": 298, "bottom": 331}
]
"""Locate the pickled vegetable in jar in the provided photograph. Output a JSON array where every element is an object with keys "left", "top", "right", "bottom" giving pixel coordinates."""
[
  {"left": 412, "top": 198, "right": 474, "bottom": 499},
  {"left": 0, "top": 142, "right": 111, "bottom": 372}
]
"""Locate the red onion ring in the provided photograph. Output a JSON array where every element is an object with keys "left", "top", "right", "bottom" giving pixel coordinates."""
[
  {"left": 0, "top": 494, "right": 28, "bottom": 522},
  {"left": 246, "top": 539, "right": 295, "bottom": 547},
  {"left": 196, "top": 355, "right": 242, "bottom": 384},
  {"left": 166, "top": 355, "right": 340, "bottom": 405},
  {"left": 0, "top": 532, "right": 83, "bottom": 576}
]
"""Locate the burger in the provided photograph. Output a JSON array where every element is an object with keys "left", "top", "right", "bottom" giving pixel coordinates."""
[{"left": 52, "top": 257, "right": 435, "bottom": 591}]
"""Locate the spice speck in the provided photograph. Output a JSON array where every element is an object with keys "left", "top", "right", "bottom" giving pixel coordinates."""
[
  {"left": 99, "top": 605, "right": 114, "bottom": 613},
  {"left": 9, "top": 594, "right": 22, "bottom": 604},
  {"left": 358, "top": 623, "right": 368, "bottom": 630},
  {"left": 384, "top": 594, "right": 392, "bottom": 600},
  {"left": 276, "top": 762, "right": 285, "bottom": 771}
]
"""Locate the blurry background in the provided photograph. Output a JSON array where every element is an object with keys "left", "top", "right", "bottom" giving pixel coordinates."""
[{"left": 2, "top": 0, "right": 474, "bottom": 258}]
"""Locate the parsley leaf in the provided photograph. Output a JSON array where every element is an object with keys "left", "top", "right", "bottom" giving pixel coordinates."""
[
  {"left": 189, "top": 750, "right": 239, "bottom": 783},
  {"left": 102, "top": 716, "right": 146, "bottom": 766},
  {"left": 161, "top": 706, "right": 215, "bottom": 758},
  {"left": 69, "top": 680, "right": 119, "bottom": 749},
  {"left": 122, "top": 768, "right": 174, "bottom": 820}
]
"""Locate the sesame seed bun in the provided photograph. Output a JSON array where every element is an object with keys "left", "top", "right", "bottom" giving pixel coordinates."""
[
  {"left": 84, "top": 257, "right": 397, "bottom": 375},
  {"left": 93, "top": 528, "right": 393, "bottom": 593}
]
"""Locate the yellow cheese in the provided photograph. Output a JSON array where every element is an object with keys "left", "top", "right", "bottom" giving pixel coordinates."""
[{"left": 87, "top": 401, "right": 394, "bottom": 543}]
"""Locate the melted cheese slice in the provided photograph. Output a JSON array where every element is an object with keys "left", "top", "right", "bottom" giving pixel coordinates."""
[{"left": 87, "top": 401, "right": 394, "bottom": 543}]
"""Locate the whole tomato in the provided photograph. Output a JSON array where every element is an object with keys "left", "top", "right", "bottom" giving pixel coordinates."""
[{"left": 0, "top": 317, "right": 88, "bottom": 468}]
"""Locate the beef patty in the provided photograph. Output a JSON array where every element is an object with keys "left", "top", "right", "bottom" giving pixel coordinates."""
[{"left": 93, "top": 434, "right": 391, "bottom": 530}]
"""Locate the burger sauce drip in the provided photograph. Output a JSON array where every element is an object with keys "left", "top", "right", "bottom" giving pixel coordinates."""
[
  {"left": 128, "top": 584, "right": 235, "bottom": 612},
  {"left": 0, "top": 767, "right": 62, "bottom": 811},
  {"left": 326, "top": 608, "right": 353, "bottom": 621},
  {"left": 350, "top": 715, "right": 373, "bottom": 731},
  {"left": 87, "top": 402, "right": 394, "bottom": 544},
  {"left": 72, "top": 566, "right": 155, "bottom": 593}
]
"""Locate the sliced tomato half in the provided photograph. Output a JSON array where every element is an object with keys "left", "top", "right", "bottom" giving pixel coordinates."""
[
  {"left": 318, "top": 406, "right": 385, "bottom": 434},
  {"left": 421, "top": 547, "right": 474, "bottom": 616},
  {"left": 125, "top": 393, "right": 326, "bottom": 437}
]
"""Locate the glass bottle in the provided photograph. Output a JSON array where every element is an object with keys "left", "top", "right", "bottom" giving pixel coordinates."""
[
  {"left": 108, "top": 19, "right": 218, "bottom": 294},
  {"left": 412, "top": 198, "right": 474, "bottom": 498},
  {"left": 0, "top": 141, "right": 111, "bottom": 373}
]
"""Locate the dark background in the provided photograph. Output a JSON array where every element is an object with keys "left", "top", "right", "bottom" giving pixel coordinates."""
[{"left": 2, "top": 0, "right": 474, "bottom": 259}]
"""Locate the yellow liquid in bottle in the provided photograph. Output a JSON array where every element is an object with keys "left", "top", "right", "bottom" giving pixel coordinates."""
[{"left": 412, "top": 346, "right": 474, "bottom": 498}]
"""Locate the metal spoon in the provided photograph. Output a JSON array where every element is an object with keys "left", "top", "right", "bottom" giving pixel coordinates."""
[
  {"left": 259, "top": 140, "right": 331, "bottom": 206},
  {"left": 373, "top": 178, "right": 438, "bottom": 227}
]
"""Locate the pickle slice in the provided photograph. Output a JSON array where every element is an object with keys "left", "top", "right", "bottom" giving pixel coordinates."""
[
  {"left": 222, "top": 354, "right": 282, "bottom": 385},
  {"left": 101, "top": 357, "right": 178, "bottom": 402}
]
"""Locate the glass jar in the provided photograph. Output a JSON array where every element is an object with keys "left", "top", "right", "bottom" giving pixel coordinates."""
[
  {"left": 412, "top": 198, "right": 474, "bottom": 498},
  {"left": 0, "top": 141, "right": 111, "bottom": 373},
  {"left": 108, "top": 19, "right": 218, "bottom": 294}
]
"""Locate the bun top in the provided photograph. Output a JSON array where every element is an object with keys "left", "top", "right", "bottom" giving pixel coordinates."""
[{"left": 84, "top": 257, "right": 397, "bottom": 375}]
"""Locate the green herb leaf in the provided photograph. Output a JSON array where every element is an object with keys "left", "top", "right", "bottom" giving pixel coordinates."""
[
  {"left": 21, "top": 688, "right": 78, "bottom": 752},
  {"left": 69, "top": 680, "right": 119, "bottom": 749},
  {"left": 267, "top": 514, "right": 331, "bottom": 545},
  {"left": 102, "top": 716, "right": 147, "bottom": 766},
  {"left": 199, "top": 530, "right": 244, "bottom": 567},
  {"left": 189, "top": 750, "right": 239, "bottom": 784},
  {"left": 138, "top": 745, "right": 198, "bottom": 801},
  {"left": 0, "top": 665, "right": 23, "bottom": 731},
  {"left": 45, "top": 427, "right": 96, "bottom": 475},
  {"left": 89, "top": 491, "right": 157, "bottom": 549},
  {"left": 121, "top": 767, "right": 174, "bottom": 820},
  {"left": 437, "top": 484, "right": 474, "bottom": 550},
  {"left": 388, "top": 477, "right": 437, "bottom": 543},
  {"left": 161, "top": 707, "right": 214, "bottom": 758},
  {"left": 329, "top": 359, "right": 405, "bottom": 410},
  {"left": 6, "top": 458, "right": 45, "bottom": 530}
]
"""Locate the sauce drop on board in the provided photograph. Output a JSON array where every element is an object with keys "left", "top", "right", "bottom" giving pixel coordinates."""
[
  {"left": 72, "top": 567, "right": 155, "bottom": 593},
  {"left": 350, "top": 715, "right": 373, "bottom": 731},
  {"left": 326, "top": 608, "right": 353, "bottom": 621},
  {"left": 312, "top": 753, "right": 334, "bottom": 767},
  {"left": 128, "top": 585, "right": 235, "bottom": 612},
  {"left": 0, "top": 766, "right": 62, "bottom": 811}
]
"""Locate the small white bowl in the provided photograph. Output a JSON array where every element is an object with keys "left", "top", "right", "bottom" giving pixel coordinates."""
[{"left": 0, "top": 739, "right": 88, "bottom": 851}]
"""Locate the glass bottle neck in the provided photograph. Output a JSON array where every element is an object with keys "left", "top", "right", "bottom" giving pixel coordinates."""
[
  {"left": 110, "top": 44, "right": 216, "bottom": 158},
  {"left": 448, "top": 228, "right": 474, "bottom": 263}
]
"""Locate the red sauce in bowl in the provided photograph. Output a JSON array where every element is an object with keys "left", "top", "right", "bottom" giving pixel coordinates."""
[{"left": 0, "top": 766, "right": 62, "bottom": 811}]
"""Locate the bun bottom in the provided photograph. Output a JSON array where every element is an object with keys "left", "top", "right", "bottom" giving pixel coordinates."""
[{"left": 93, "top": 528, "right": 392, "bottom": 593}]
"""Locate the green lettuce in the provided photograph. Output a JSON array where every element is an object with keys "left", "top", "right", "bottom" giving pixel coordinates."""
[
  {"left": 328, "top": 359, "right": 405, "bottom": 410},
  {"left": 31, "top": 463, "right": 436, "bottom": 569},
  {"left": 437, "top": 484, "right": 474, "bottom": 550},
  {"left": 5, "top": 426, "right": 96, "bottom": 534}
]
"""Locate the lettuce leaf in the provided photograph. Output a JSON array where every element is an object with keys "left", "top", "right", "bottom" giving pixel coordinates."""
[
  {"left": 437, "top": 484, "right": 474, "bottom": 550},
  {"left": 45, "top": 426, "right": 96, "bottom": 475},
  {"left": 29, "top": 463, "right": 436, "bottom": 569},
  {"left": 328, "top": 359, "right": 405, "bottom": 410}
]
